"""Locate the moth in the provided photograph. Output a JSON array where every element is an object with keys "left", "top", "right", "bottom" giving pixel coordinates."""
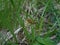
[
  {"left": 26, "top": 18, "right": 36, "bottom": 24},
  {"left": 25, "top": 18, "right": 36, "bottom": 27}
]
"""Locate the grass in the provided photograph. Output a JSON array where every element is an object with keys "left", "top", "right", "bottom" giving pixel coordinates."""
[{"left": 0, "top": 0, "right": 60, "bottom": 45}]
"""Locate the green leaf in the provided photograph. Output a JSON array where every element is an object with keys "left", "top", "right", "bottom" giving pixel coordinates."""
[
  {"left": 10, "top": 0, "right": 15, "bottom": 7},
  {"left": 32, "top": 41, "right": 42, "bottom": 45},
  {"left": 31, "top": 26, "right": 35, "bottom": 42},
  {"left": 39, "top": 0, "right": 52, "bottom": 31},
  {"left": 36, "top": 36, "right": 56, "bottom": 45}
]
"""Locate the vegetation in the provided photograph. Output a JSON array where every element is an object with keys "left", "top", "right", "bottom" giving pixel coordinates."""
[{"left": 0, "top": 0, "right": 60, "bottom": 45}]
